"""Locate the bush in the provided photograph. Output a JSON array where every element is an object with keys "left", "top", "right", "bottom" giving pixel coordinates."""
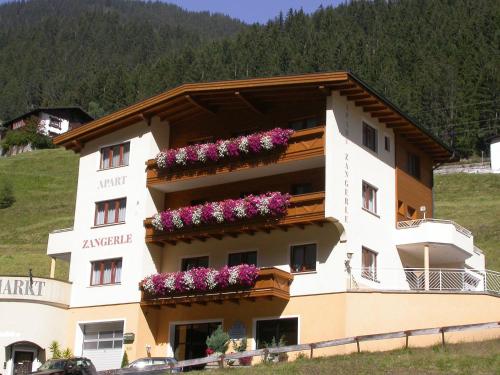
[
  {"left": 0, "top": 116, "right": 54, "bottom": 152},
  {"left": 0, "top": 180, "right": 15, "bottom": 209},
  {"left": 121, "top": 351, "right": 129, "bottom": 368},
  {"left": 206, "top": 326, "right": 230, "bottom": 354}
]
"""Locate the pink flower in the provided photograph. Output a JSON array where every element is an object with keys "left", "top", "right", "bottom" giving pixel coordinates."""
[
  {"left": 248, "top": 134, "right": 262, "bottom": 153},
  {"left": 206, "top": 143, "right": 218, "bottom": 162},
  {"left": 186, "top": 146, "right": 198, "bottom": 163}
]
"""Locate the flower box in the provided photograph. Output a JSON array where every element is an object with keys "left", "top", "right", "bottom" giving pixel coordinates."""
[{"left": 155, "top": 128, "right": 294, "bottom": 171}]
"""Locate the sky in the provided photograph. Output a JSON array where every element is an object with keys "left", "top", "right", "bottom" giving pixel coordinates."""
[{"left": 162, "top": 0, "right": 344, "bottom": 24}]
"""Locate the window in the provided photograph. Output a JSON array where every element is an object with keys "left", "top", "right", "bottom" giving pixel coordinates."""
[
  {"left": 291, "top": 183, "right": 313, "bottom": 195},
  {"left": 181, "top": 256, "right": 209, "bottom": 271},
  {"left": 290, "top": 244, "right": 316, "bottom": 273},
  {"left": 83, "top": 329, "right": 123, "bottom": 350},
  {"left": 49, "top": 116, "right": 62, "bottom": 130},
  {"left": 397, "top": 200, "right": 405, "bottom": 216},
  {"left": 228, "top": 251, "right": 257, "bottom": 267},
  {"left": 100, "top": 142, "right": 130, "bottom": 169},
  {"left": 407, "top": 205, "right": 416, "bottom": 219},
  {"left": 362, "top": 181, "right": 377, "bottom": 214},
  {"left": 231, "top": 129, "right": 257, "bottom": 138},
  {"left": 361, "top": 247, "right": 377, "bottom": 281},
  {"left": 94, "top": 198, "right": 126, "bottom": 226},
  {"left": 362, "top": 122, "right": 377, "bottom": 152},
  {"left": 90, "top": 259, "right": 122, "bottom": 286},
  {"left": 256, "top": 317, "right": 298, "bottom": 349},
  {"left": 187, "top": 136, "right": 214, "bottom": 146},
  {"left": 190, "top": 198, "right": 208, "bottom": 206},
  {"left": 408, "top": 153, "right": 421, "bottom": 179},
  {"left": 384, "top": 136, "right": 390, "bottom": 151},
  {"left": 288, "top": 117, "right": 321, "bottom": 131}
]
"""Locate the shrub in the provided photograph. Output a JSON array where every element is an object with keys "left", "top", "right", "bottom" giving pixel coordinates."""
[
  {"left": 0, "top": 116, "right": 54, "bottom": 152},
  {"left": 121, "top": 351, "right": 129, "bottom": 368},
  {"left": 49, "top": 341, "right": 61, "bottom": 359},
  {"left": 0, "top": 180, "right": 15, "bottom": 209},
  {"left": 206, "top": 326, "right": 230, "bottom": 354}
]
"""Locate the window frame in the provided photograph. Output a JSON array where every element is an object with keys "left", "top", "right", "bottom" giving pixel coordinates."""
[
  {"left": 289, "top": 243, "right": 317, "bottom": 273},
  {"left": 384, "top": 135, "right": 390, "bottom": 152},
  {"left": 180, "top": 256, "right": 209, "bottom": 271},
  {"left": 362, "top": 122, "right": 378, "bottom": 153},
  {"left": 287, "top": 115, "right": 323, "bottom": 131},
  {"left": 90, "top": 258, "right": 122, "bottom": 286},
  {"left": 407, "top": 152, "right": 421, "bottom": 180},
  {"left": 83, "top": 328, "right": 123, "bottom": 350},
  {"left": 94, "top": 198, "right": 127, "bottom": 226},
  {"left": 361, "top": 247, "right": 378, "bottom": 282},
  {"left": 362, "top": 181, "right": 378, "bottom": 215},
  {"left": 227, "top": 250, "right": 258, "bottom": 267},
  {"left": 254, "top": 316, "right": 299, "bottom": 349},
  {"left": 99, "top": 142, "right": 130, "bottom": 170}
]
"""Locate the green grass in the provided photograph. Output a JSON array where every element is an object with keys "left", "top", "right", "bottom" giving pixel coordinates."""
[
  {"left": 434, "top": 174, "right": 500, "bottom": 271},
  {"left": 0, "top": 150, "right": 498, "bottom": 278},
  {"left": 0, "top": 148, "right": 78, "bottom": 279},
  {"left": 209, "top": 339, "right": 500, "bottom": 375}
]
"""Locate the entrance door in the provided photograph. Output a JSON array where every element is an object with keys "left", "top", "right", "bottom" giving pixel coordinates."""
[
  {"left": 174, "top": 322, "right": 221, "bottom": 361},
  {"left": 13, "top": 351, "right": 33, "bottom": 375}
]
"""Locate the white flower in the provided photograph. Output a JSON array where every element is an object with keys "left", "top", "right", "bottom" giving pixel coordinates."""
[
  {"left": 206, "top": 270, "right": 218, "bottom": 290},
  {"left": 228, "top": 267, "right": 239, "bottom": 285},
  {"left": 164, "top": 275, "right": 176, "bottom": 292},
  {"left": 192, "top": 207, "right": 202, "bottom": 225},
  {"left": 197, "top": 145, "right": 207, "bottom": 163},
  {"left": 183, "top": 272, "right": 195, "bottom": 290},
  {"left": 260, "top": 135, "right": 273, "bottom": 150},
  {"left": 234, "top": 203, "right": 246, "bottom": 218},
  {"left": 212, "top": 203, "right": 224, "bottom": 223},
  {"left": 175, "top": 148, "right": 187, "bottom": 165},
  {"left": 143, "top": 278, "right": 155, "bottom": 294},
  {"left": 152, "top": 213, "right": 164, "bottom": 231},
  {"left": 238, "top": 137, "right": 249, "bottom": 153},
  {"left": 257, "top": 197, "right": 270, "bottom": 215},
  {"left": 156, "top": 152, "right": 167, "bottom": 168},
  {"left": 217, "top": 141, "right": 229, "bottom": 157},
  {"left": 172, "top": 210, "right": 184, "bottom": 229}
]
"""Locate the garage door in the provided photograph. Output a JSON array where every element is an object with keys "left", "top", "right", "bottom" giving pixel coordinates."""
[{"left": 82, "top": 321, "right": 123, "bottom": 371}]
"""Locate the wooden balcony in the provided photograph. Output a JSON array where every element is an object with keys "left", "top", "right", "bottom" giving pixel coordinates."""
[
  {"left": 144, "top": 191, "right": 326, "bottom": 245},
  {"left": 140, "top": 267, "right": 293, "bottom": 307},
  {"left": 146, "top": 126, "right": 325, "bottom": 188}
]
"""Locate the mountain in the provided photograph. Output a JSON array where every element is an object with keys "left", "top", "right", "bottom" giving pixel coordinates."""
[{"left": 0, "top": 0, "right": 498, "bottom": 157}]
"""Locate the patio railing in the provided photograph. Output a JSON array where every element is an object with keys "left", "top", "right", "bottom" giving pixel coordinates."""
[
  {"left": 396, "top": 219, "right": 473, "bottom": 238},
  {"left": 349, "top": 268, "right": 500, "bottom": 295}
]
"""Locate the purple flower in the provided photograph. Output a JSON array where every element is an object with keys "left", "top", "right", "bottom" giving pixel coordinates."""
[
  {"left": 206, "top": 143, "right": 219, "bottom": 162},
  {"left": 201, "top": 203, "right": 214, "bottom": 223},
  {"left": 222, "top": 199, "right": 237, "bottom": 222},
  {"left": 248, "top": 134, "right": 262, "bottom": 153},
  {"left": 160, "top": 211, "right": 174, "bottom": 232},
  {"left": 179, "top": 207, "right": 194, "bottom": 227},
  {"left": 237, "top": 264, "right": 259, "bottom": 286},
  {"left": 186, "top": 146, "right": 198, "bottom": 163},
  {"left": 227, "top": 140, "right": 240, "bottom": 157},
  {"left": 191, "top": 267, "right": 209, "bottom": 291},
  {"left": 215, "top": 266, "right": 230, "bottom": 289},
  {"left": 166, "top": 149, "right": 176, "bottom": 168}
]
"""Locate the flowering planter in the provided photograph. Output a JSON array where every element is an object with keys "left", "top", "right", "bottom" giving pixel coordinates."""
[
  {"left": 152, "top": 192, "right": 291, "bottom": 233},
  {"left": 155, "top": 128, "right": 294, "bottom": 171}
]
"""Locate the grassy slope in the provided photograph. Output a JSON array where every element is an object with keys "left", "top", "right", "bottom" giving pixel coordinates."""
[
  {"left": 210, "top": 340, "right": 500, "bottom": 375},
  {"left": 434, "top": 173, "right": 500, "bottom": 271},
  {"left": 0, "top": 148, "right": 78, "bottom": 279},
  {"left": 0, "top": 150, "right": 498, "bottom": 278}
]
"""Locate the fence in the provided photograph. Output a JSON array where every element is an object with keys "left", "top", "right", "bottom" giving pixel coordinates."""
[
  {"left": 349, "top": 268, "right": 500, "bottom": 295},
  {"left": 105, "top": 321, "right": 500, "bottom": 373},
  {"left": 396, "top": 219, "right": 473, "bottom": 237}
]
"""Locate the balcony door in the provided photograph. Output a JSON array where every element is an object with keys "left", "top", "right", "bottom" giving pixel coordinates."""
[{"left": 174, "top": 322, "right": 221, "bottom": 362}]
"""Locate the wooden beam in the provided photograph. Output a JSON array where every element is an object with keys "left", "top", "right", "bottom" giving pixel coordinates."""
[
  {"left": 379, "top": 116, "right": 402, "bottom": 123},
  {"left": 328, "top": 83, "right": 356, "bottom": 91},
  {"left": 371, "top": 111, "right": 394, "bottom": 118},
  {"left": 347, "top": 93, "right": 371, "bottom": 101},
  {"left": 234, "top": 92, "right": 264, "bottom": 115},
  {"left": 340, "top": 88, "right": 364, "bottom": 96},
  {"left": 363, "top": 105, "right": 386, "bottom": 112},
  {"left": 355, "top": 99, "right": 378, "bottom": 107},
  {"left": 180, "top": 238, "right": 191, "bottom": 244},
  {"left": 385, "top": 122, "right": 408, "bottom": 128},
  {"left": 318, "top": 85, "right": 331, "bottom": 96},
  {"left": 185, "top": 95, "right": 216, "bottom": 115},
  {"left": 139, "top": 113, "right": 152, "bottom": 126}
]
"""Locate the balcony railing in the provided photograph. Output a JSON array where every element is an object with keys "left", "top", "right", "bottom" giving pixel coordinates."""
[
  {"left": 397, "top": 219, "right": 472, "bottom": 237},
  {"left": 144, "top": 191, "right": 326, "bottom": 244},
  {"left": 349, "top": 268, "right": 500, "bottom": 295},
  {"left": 146, "top": 126, "right": 325, "bottom": 186},
  {"left": 140, "top": 267, "right": 293, "bottom": 306}
]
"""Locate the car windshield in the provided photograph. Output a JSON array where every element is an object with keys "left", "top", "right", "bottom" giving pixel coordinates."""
[{"left": 39, "top": 360, "right": 67, "bottom": 370}]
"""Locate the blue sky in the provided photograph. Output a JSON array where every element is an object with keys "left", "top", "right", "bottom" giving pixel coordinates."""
[{"left": 164, "top": 0, "right": 344, "bottom": 24}]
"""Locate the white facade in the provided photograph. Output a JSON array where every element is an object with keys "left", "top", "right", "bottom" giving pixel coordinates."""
[{"left": 491, "top": 136, "right": 500, "bottom": 173}]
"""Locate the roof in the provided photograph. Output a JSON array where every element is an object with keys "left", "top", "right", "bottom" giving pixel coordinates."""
[
  {"left": 3, "top": 106, "right": 94, "bottom": 127},
  {"left": 53, "top": 71, "right": 454, "bottom": 162}
]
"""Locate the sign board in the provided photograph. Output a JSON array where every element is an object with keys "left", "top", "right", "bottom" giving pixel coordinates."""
[{"left": 228, "top": 321, "right": 246, "bottom": 340}]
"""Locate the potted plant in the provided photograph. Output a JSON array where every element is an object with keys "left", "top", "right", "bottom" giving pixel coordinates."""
[
  {"left": 206, "top": 326, "right": 230, "bottom": 368},
  {"left": 232, "top": 338, "right": 252, "bottom": 366}
]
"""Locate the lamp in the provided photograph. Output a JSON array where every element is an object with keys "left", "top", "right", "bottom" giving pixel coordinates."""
[
  {"left": 345, "top": 251, "right": 354, "bottom": 271},
  {"left": 145, "top": 344, "right": 151, "bottom": 357},
  {"left": 420, "top": 206, "right": 427, "bottom": 219}
]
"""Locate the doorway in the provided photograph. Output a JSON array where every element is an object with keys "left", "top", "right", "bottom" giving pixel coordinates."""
[
  {"left": 173, "top": 322, "right": 221, "bottom": 361},
  {"left": 13, "top": 351, "right": 33, "bottom": 375}
]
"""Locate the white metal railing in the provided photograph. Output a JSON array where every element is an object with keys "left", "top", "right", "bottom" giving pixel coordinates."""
[
  {"left": 50, "top": 227, "right": 73, "bottom": 233},
  {"left": 350, "top": 268, "right": 500, "bottom": 295},
  {"left": 396, "top": 219, "right": 473, "bottom": 238}
]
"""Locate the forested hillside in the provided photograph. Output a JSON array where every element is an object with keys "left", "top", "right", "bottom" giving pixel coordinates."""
[{"left": 0, "top": 0, "right": 498, "bottom": 157}]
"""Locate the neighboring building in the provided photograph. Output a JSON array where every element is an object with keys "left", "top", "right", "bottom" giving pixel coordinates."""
[
  {"left": 490, "top": 135, "right": 500, "bottom": 173},
  {"left": 0, "top": 107, "right": 93, "bottom": 156},
  {"left": 24, "top": 72, "right": 499, "bottom": 371}
]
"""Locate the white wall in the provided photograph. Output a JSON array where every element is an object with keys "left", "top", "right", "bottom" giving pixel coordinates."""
[
  {"left": 38, "top": 112, "right": 70, "bottom": 135},
  {"left": 491, "top": 138, "right": 500, "bottom": 173}
]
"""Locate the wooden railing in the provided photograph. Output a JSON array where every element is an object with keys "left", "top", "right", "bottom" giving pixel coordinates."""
[
  {"left": 145, "top": 126, "right": 325, "bottom": 186},
  {"left": 140, "top": 267, "right": 293, "bottom": 307},
  {"left": 144, "top": 191, "right": 326, "bottom": 244},
  {"left": 102, "top": 321, "right": 500, "bottom": 374}
]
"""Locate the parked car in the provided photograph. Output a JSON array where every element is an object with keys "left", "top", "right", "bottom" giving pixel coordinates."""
[
  {"left": 127, "top": 357, "right": 181, "bottom": 373},
  {"left": 31, "top": 358, "right": 97, "bottom": 375}
]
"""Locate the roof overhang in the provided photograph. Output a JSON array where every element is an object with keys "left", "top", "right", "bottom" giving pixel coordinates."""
[{"left": 54, "top": 71, "right": 454, "bottom": 162}]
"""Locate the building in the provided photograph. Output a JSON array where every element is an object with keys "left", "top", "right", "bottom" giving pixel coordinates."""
[
  {"left": 38, "top": 72, "right": 500, "bottom": 371},
  {"left": 0, "top": 107, "right": 93, "bottom": 156},
  {"left": 490, "top": 135, "right": 500, "bottom": 173}
]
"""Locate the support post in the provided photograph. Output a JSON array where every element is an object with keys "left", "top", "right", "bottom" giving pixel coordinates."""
[
  {"left": 356, "top": 338, "right": 360, "bottom": 353},
  {"left": 424, "top": 245, "right": 430, "bottom": 291},
  {"left": 310, "top": 344, "right": 315, "bottom": 359},
  {"left": 405, "top": 332, "right": 409, "bottom": 349},
  {"left": 441, "top": 329, "right": 446, "bottom": 347},
  {"left": 50, "top": 258, "right": 56, "bottom": 279}
]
